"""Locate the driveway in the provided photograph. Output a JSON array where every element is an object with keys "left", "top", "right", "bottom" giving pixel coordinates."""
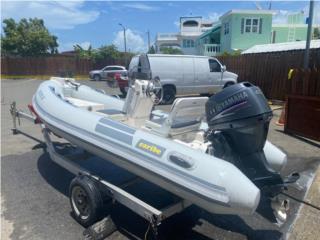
[{"left": 1, "top": 79, "right": 319, "bottom": 240}]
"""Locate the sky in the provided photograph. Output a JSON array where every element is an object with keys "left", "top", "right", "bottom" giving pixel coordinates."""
[{"left": 1, "top": 1, "right": 319, "bottom": 53}]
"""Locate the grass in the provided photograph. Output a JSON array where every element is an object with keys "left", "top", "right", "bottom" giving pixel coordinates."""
[{"left": 1, "top": 75, "right": 89, "bottom": 80}]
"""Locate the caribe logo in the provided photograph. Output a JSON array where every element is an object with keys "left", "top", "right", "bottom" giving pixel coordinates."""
[{"left": 138, "top": 142, "right": 162, "bottom": 155}]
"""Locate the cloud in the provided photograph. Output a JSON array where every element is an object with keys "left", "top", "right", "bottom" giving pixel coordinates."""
[
  {"left": 273, "top": 2, "right": 320, "bottom": 25},
  {"left": 207, "top": 12, "right": 222, "bottom": 22},
  {"left": 122, "top": 3, "right": 158, "bottom": 11},
  {"left": 1, "top": 1, "right": 100, "bottom": 30},
  {"left": 273, "top": 10, "right": 290, "bottom": 24},
  {"left": 113, "top": 29, "right": 146, "bottom": 53},
  {"left": 77, "top": 41, "right": 91, "bottom": 50},
  {"left": 174, "top": 20, "right": 180, "bottom": 29},
  {"left": 303, "top": 2, "right": 320, "bottom": 24}
]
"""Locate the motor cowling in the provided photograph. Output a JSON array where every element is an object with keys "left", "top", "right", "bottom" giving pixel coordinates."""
[
  {"left": 206, "top": 82, "right": 272, "bottom": 155},
  {"left": 205, "top": 82, "right": 283, "bottom": 189},
  {"left": 205, "top": 82, "right": 300, "bottom": 223}
]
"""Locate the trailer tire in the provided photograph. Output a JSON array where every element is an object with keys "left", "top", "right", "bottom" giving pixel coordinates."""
[{"left": 69, "top": 175, "right": 103, "bottom": 227}]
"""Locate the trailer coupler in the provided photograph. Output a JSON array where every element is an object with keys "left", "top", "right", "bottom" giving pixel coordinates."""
[{"left": 10, "top": 101, "right": 42, "bottom": 134}]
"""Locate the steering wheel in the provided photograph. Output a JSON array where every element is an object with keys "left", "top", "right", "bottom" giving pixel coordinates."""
[{"left": 146, "top": 77, "right": 163, "bottom": 105}]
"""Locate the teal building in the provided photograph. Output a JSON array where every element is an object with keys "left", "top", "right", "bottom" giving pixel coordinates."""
[{"left": 196, "top": 10, "right": 319, "bottom": 56}]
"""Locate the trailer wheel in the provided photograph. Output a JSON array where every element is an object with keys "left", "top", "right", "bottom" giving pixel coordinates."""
[{"left": 69, "top": 175, "right": 103, "bottom": 227}]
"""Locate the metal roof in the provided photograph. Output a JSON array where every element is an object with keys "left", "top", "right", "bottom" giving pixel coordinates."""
[
  {"left": 198, "top": 23, "right": 221, "bottom": 39},
  {"left": 220, "top": 9, "right": 275, "bottom": 20},
  {"left": 242, "top": 40, "right": 320, "bottom": 54}
]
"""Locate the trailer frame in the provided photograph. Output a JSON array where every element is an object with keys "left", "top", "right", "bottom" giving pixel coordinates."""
[{"left": 10, "top": 101, "right": 191, "bottom": 239}]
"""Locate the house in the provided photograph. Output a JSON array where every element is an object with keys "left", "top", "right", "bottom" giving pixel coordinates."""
[
  {"left": 155, "top": 16, "right": 214, "bottom": 55},
  {"left": 156, "top": 10, "right": 319, "bottom": 56},
  {"left": 197, "top": 10, "right": 275, "bottom": 55},
  {"left": 196, "top": 23, "right": 222, "bottom": 57},
  {"left": 196, "top": 10, "right": 319, "bottom": 56}
]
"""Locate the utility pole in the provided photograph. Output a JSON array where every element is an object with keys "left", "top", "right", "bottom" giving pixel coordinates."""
[
  {"left": 119, "top": 23, "right": 127, "bottom": 67},
  {"left": 146, "top": 30, "right": 151, "bottom": 52},
  {"left": 303, "top": 0, "right": 314, "bottom": 69}
]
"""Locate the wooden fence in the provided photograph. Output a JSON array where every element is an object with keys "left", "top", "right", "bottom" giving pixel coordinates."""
[
  {"left": 287, "top": 68, "right": 320, "bottom": 97},
  {"left": 284, "top": 68, "right": 320, "bottom": 141},
  {"left": 218, "top": 49, "right": 320, "bottom": 100},
  {"left": 1, "top": 49, "right": 320, "bottom": 100},
  {"left": 1, "top": 56, "right": 127, "bottom": 76}
]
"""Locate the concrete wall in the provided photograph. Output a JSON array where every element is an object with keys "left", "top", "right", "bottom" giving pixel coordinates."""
[{"left": 272, "top": 25, "right": 308, "bottom": 43}]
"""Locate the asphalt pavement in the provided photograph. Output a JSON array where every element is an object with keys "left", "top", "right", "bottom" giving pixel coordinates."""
[{"left": 1, "top": 79, "right": 320, "bottom": 240}]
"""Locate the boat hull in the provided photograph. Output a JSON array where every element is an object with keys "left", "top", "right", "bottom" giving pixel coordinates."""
[{"left": 33, "top": 79, "right": 261, "bottom": 216}]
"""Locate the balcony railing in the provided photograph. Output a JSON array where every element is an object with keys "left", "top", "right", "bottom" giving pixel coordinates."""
[
  {"left": 157, "top": 33, "right": 179, "bottom": 40},
  {"left": 200, "top": 44, "right": 221, "bottom": 56}
]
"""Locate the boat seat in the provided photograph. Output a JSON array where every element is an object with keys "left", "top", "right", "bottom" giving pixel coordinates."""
[
  {"left": 65, "top": 97, "right": 105, "bottom": 112},
  {"left": 145, "top": 97, "right": 208, "bottom": 137},
  {"left": 96, "top": 108, "right": 127, "bottom": 121},
  {"left": 97, "top": 109, "right": 125, "bottom": 115}
]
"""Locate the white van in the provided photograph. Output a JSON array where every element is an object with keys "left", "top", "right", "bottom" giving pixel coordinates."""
[{"left": 128, "top": 54, "right": 238, "bottom": 104}]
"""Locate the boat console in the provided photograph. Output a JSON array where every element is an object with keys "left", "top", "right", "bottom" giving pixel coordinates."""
[
  {"left": 145, "top": 97, "right": 208, "bottom": 138},
  {"left": 122, "top": 79, "right": 155, "bottom": 119},
  {"left": 122, "top": 79, "right": 209, "bottom": 139}
]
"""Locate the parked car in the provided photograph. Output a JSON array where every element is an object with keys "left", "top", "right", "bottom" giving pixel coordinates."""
[
  {"left": 89, "top": 65, "right": 127, "bottom": 81},
  {"left": 128, "top": 54, "right": 238, "bottom": 104}
]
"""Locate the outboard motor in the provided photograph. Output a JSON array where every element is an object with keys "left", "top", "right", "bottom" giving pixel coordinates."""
[
  {"left": 205, "top": 82, "right": 300, "bottom": 223},
  {"left": 205, "top": 82, "right": 298, "bottom": 200}
]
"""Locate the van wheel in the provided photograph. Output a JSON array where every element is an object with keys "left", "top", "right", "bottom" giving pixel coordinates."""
[
  {"left": 69, "top": 175, "right": 103, "bottom": 227},
  {"left": 162, "top": 86, "right": 176, "bottom": 105},
  {"left": 93, "top": 75, "right": 101, "bottom": 81},
  {"left": 223, "top": 82, "right": 234, "bottom": 88}
]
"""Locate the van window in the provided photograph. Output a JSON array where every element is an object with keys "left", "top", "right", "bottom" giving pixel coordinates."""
[
  {"left": 209, "top": 59, "right": 221, "bottom": 72},
  {"left": 129, "top": 56, "right": 139, "bottom": 71},
  {"left": 104, "top": 67, "right": 122, "bottom": 71}
]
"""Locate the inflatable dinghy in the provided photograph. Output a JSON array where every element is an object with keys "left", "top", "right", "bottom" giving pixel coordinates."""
[{"left": 32, "top": 77, "right": 297, "bottom": 221}]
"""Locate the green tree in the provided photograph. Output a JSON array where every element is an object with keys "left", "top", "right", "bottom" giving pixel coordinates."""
[
  {"left": 1, "top": 18, "right": 58, "bottom": 56},
  {"left": 95, "top": 44, "right": 120, "bottom": 60},
  {"left": 313, "top": 27, "right": 320, "bottom": 39},
  {"left": 74, "top": 44, "right": 135, "bottom": 66},
  {"left": 160, "top": 47, "right": 183, "bottom": 55},
  {"left": 220, "top": 50, "right": 241, "bottom": 57},
  {"left": 73, "top": 44, "right": 96, "bottom": 59},
  {"left": 148, "top": 45, "right": 156, "bottom": 54}
]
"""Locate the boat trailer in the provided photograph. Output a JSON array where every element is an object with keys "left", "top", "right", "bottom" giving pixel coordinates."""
[{"left": 10, "top": 101, "right": 191, "bottom": 239}]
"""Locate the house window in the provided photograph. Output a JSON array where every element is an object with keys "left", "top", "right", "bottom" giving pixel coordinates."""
[
  {"left": 245, "top": 19, "right": 252, "bottom": 32},
  {"left": 244, "top": 18, "right": 260, "bottom": 33},
  {"left": 183, "top": 39, "right": 195, "bottom": 48},
  {"left": 252, "top": 19, "right": 259, "bottom": 32},
  {"left": 224, "top": 22, "right": 230, "bottom": 35}
]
